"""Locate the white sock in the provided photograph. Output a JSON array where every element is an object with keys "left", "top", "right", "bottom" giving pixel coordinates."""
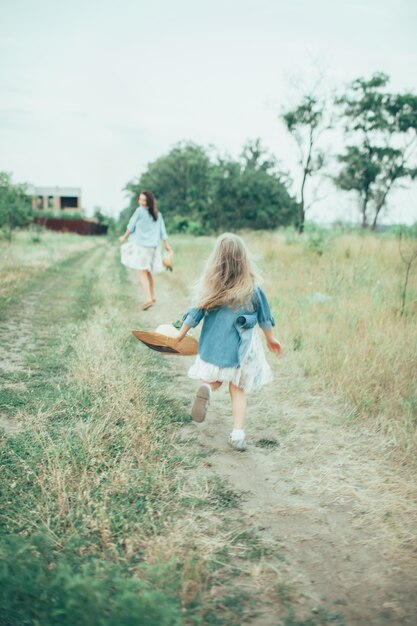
[{"left": 231, "top": 428, "right": 245, "bottom": 441}]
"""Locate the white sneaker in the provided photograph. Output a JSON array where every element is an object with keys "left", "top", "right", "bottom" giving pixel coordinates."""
[{"left": 228, "top": 435, "right": 247, "bottom": 451}]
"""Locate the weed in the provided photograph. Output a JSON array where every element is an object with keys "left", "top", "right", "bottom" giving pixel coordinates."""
[
  {"left": 281, "top": 606, "right": 345, "bottom": 626},
  {"left": 293, "top": 335, "right": 303, "bottom": 351},
  {"left": 207, "top": 476, "right": 245, "bottom": 509},
  {"left": 230, "top": 528, "right": 271, "bottom": 560},
  {"left": 255, "top": 437, "right": 280, "bottom": 449}
]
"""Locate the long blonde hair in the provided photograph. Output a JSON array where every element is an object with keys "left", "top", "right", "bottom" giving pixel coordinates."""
[{"left": 193, "top": 233, "right": 261, "bottom": 310}]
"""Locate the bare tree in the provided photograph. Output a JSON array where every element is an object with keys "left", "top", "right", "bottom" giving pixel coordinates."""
[
  {"left": 280, "top": 71, "right": 332, "bottom": 233},
  {"left": 398, "top": 229, "right": 417, "bottom": 316}
]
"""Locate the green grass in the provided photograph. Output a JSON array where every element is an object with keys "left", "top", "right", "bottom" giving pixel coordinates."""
[
  {"left": 255, "top": 437, "right": 280, "bottom": 449},
  {"left": 173, "top": 229, "right": 417, "bottom": 458},
  {"left": 0, "top": 237, "right": 279, "bottom": 626},
  {"left": 0, "top": 534, "right": 184, "bottom": 626},
  {"left": 10, "top": 226, "right": 416, "bottom": 625},
  {"left": 0, "top": 230, "right": 97, "bottom": 315}
]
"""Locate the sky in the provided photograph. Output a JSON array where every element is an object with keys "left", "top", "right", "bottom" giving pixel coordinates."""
[{"left": 1, "top": 0, "right": 417, "bottom": 224}]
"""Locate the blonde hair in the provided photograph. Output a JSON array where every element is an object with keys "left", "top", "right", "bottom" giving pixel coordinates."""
[{"left": 193, "top": 233, "right": 261, "bottom": 310}]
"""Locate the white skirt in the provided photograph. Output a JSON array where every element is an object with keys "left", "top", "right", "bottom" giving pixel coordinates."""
[
  {"left": 120, "top": 242, "right": 163, "bottom": 272},
  {"left": 188, "top": 329, "right": 273, "bottom": 394}
]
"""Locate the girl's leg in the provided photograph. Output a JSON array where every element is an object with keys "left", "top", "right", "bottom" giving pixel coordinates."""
[
  {"left": 191, "top": 381, "right": 222, "bottom": 422},
  {"left": 229, "top": 382, "right": 247, "bottom": 430},
  {"left": 146, "top": 270, "right": 155, "bottom": 301},
  {"left": 203, "top": 380, "right": 222, "bottom": 391},
  {"left": 138, "top": 270, "right": 152, "bottom": 303},
  {"left": 228, "top": 383, "right": 247, "bottom": 450}
]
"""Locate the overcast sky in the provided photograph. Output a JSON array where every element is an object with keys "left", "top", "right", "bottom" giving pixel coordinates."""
[{"left": 1, "top": 0, "right": 416, "bottom": 224}]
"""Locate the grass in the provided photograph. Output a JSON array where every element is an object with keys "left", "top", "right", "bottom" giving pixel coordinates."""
[
  {"left": 172, "top": 229, "right": 417, "bottom": 459},
  {"left": 255, "top": 437, "right": 280, "bottom": 449},
  {"left": 280, "top": 607, "right": 345, "bottom": 626},
  {"left": 2, "top": 227, "right": 415, "bottom": 624},
  {"left": 0, "top": 229, "right": 98, "bottom": 313},
  {"left": 257, "top": 230, "right": 417, "bottom": 457},
  {"left": 0, "top": 234, "right": 289, "bottom": 625}
]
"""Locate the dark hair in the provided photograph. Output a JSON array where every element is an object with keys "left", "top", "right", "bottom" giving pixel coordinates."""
[{"left": 140, "top": 190, "right": 158, "bottom": 221}]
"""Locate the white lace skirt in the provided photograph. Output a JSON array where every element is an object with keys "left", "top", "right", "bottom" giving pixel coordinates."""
[
  {"left": 188, "top": 329, "right": 272, "bottom": 394},
  {"left": 120, "top": 242, "right": 163, "bottom": 272}
]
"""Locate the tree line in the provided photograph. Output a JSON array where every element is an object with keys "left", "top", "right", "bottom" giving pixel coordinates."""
[
  {"left": 119, "top": 139, "right": 298, "bottom": 234},
  {"left": 1, "top": 72, "right": 416, "bottom": 239},
  {"left": 284, "top": 72, "right": 417, "bottom": 232},
  {"left": 122, "top": 72, "right": 417, "bottom": 234}
]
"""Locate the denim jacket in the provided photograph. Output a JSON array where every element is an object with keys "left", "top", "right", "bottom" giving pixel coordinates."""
[{"left": 182, "top": 286, "right": 275, "bottom": 368}]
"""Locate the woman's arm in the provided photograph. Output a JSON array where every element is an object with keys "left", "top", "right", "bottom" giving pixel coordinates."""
[
  {"left": 119, "top": 208, "right": 141, "bottom": 243},
  {"left": 160, "top": 214, "right": 168, "bottom": 239},
  {"left": 119, "top": 229, "right": 131, "bottom": 244}
]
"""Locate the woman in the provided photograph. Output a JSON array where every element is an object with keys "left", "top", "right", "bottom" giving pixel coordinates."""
[{"left": 119, "top": 190, "right": 172, "bottom": 310}]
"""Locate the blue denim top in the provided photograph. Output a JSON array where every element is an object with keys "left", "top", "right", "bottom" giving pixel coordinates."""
[
  {"left": 183, "top": 286, "right": 275, "bottom": 368},
  {"left": 127, "top": 206, "right": 168, "bottom": 247}
]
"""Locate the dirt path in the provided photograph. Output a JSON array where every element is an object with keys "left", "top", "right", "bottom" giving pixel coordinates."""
[
  {"left": 2, "top": 248, "right": 416, "bottom": 625},
  {"left": 0, "top": 244, "right": 107, "bottom": 434},
  {"left": 131, "top": 268, "right": 417, "bottom": 626}
]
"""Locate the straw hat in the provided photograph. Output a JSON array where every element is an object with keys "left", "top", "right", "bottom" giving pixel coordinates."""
[
  {"left": 162, "top": 249, "right": 174, "bottom": 271},
  {"left": 132, "top": 324, "right": 198, "bottom": 356}
]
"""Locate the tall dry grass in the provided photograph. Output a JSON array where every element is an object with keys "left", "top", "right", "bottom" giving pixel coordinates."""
[
  {"left": 1, "top": 240, "right": 276, "bottom": 624},
  {"left": 2, "top": 230, "right": 415, "bottom": 623},
  {"left": 173, "top": 230, "right": 417, "bottom": 457}
]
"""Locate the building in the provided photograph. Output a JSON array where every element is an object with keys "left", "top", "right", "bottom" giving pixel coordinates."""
[
  {"left": 27, "top": 186, "right": 82, "bottom": 214},
  {"left": 28, "top": 185, "right": 107, "bottom": 235}
]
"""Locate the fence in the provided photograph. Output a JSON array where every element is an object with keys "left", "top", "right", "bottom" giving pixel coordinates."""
[{"left": 34, "top": 217, "right": 108, "bottom": 236}]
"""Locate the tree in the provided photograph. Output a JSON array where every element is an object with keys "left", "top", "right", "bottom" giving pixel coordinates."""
[
  {"left": 281, "top": 95, "right": 328, "bottom": 233},
  {"left": 122, "top": 140, "right": 298, "bottom": 233},
  {"left": 195, "top": 138, "right": 298, "bottom": 231},
  {"left": 0, "top": 172, "right": 31, "bottom": 241},
  {"left": 233, "top": 139, "right": 297, "bottom": 230},
  {"left": 398, "top": 230, "right": 417, "bottom": 317},
  {"left": 121, "top": 142, "right": 213, "bottom": 232},
  {"left": 335, "top": 73, "right": 417, "bottom": 229},
  {"left": 93, "top": 207, "right": 117, "bottom": 235}
]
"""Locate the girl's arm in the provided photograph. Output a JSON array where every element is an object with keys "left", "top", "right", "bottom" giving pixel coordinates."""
[
  {"left": 255, "top": 286, "right": 276, "bottom": 329},
  {"left": 255, "top": 287, "right": 282, "bottom": 354},
  {"left": 262, "top": 328, "right": 283, "bottom": 354},
  {"left": 176, "top": 322, "right": 191, "bottom": 342},
  {"left": 176, "top": 307, "right": 205, "bottom": 342}
]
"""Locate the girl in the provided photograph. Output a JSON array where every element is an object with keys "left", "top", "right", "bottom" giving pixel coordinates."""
[
  {"left": 175, "top": 233, "right": 282, "bottom": 451},
  {"left": 119, "top": 190, "right": 172, "bottom": 310}
]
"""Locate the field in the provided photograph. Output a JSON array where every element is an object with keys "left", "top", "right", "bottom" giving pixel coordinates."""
[{"left": 0, "top": 229, "right": 416, "bottom": 626}]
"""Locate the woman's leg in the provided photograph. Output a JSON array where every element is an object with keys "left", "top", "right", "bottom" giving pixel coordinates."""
[
  {"left": 146, "top": 271, "right": 155, "bottom": 301},
  {"left": 229, "top": 382, "right": 247, "bottom": 430},
  {"left": 138, "top": 270, "right": 152, "bottom": 302}
]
